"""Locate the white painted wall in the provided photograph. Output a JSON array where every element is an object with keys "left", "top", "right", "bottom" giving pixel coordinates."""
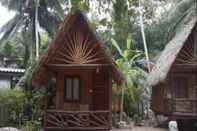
[{"left": 0, "top": 77, "right": 10, "bottom": 89}]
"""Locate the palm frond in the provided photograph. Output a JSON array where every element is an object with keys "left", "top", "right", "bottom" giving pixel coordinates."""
[
  {"left": 0, "top": 0, "right": 25, "bottom": 12},
  {"left": 0, "top": 14, "right": 24, "bottom": 42},
  {"left": 166, "top": 0, "right": 196, "bottom": 42}
]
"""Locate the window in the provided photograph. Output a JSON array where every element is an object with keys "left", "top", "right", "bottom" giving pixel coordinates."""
[
  {"left": 64, "top": 77, "right": 80, "bottom": 102},
  {"left": 173, "top": 77, "right": 188, "bottom": 98}
]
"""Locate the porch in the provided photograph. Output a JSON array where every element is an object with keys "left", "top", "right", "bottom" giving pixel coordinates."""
[{"left": 44, "top": 110, "right": 111, "bottom": 131}]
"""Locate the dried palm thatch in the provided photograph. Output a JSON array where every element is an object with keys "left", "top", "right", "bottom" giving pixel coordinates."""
[
  {"left": 32, "top": 11, "right": 124, "bottom": 87},
  {"left": 147, "top": 17, "right": 197, "bottom": 86}
]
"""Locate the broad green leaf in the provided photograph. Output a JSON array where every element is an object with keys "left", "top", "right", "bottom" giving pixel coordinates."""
[
  {"left": 126, "top": 35, "right": 132, "bottom": 50},
  {"left": 111, "top": 38, "right": 123, "bottom": 56}
]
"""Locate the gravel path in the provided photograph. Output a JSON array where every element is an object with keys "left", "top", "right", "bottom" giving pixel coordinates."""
[{"left": 113, "top": 127, "right": 168, "bottom": 131}]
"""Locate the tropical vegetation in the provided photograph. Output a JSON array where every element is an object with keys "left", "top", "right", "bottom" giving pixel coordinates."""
[{"left": 0, "top": 0, "right": 196, "bottom": 129}]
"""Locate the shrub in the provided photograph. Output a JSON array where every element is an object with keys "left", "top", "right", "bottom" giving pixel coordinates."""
[
  {"left": 0, "top": 89, "right": 26, "bottom": 127},
  {"left": 0, "top": 88, "right": 46, "bottom": 129}
]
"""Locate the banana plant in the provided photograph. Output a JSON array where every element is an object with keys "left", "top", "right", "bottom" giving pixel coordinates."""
[{"left": 110, "top": 36, "right": 147, "bottom": 120}]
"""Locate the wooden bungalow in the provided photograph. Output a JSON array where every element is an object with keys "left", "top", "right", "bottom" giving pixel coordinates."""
[
  {"left": 32, "top": 11, "right": 124, "bottom": 131},
  {"left": 147, "top": 17, "right": 197, "bottom": 121}
]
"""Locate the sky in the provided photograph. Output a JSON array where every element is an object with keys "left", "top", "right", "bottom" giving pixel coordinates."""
[{"left": 0, "top": 5, "right": 15, "bottom": 28}]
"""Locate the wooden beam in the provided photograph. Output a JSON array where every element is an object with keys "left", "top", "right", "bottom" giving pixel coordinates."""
[
  {"left": 108, "top": 70, "right": 112, "bottom": 129},
  {"left": 46, "top": 64, "right": 111, "bottom": 69}
]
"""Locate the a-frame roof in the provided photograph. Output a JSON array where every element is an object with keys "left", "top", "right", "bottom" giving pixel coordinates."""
[
  {"left": 147, "top": 17, "right": 197, "bottom": 86},
  {"left": 32, "top": 11, "right": 124, "bottom": 87}
]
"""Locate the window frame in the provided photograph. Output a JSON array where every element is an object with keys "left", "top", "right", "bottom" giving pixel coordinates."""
[{"left": 64, "top": 76, "right": 81, "bottom": 103}]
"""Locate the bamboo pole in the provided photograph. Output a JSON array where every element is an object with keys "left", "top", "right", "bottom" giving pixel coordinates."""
[
  {"left": 139, "top": 0, "right": 151, "bottom": 73},
  {"left": 35, "top": 0, "right": 40, "bottom": 60}
]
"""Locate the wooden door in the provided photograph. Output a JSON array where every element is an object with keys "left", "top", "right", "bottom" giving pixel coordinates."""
[{"left": 90, "top": 67, "right": 110, "bottom": 110}]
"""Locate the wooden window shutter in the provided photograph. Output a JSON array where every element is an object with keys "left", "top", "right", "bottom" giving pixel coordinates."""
[{"left": 173, "top": 77, "right": 188, "bottom": 98}]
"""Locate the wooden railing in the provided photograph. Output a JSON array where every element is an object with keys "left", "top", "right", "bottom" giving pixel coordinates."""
[
  {"left": 44, "top": 110, "right": 110, "bottom": 130},
  {"left": 164, "top": 98, "right": 197, "bottom": 115}
]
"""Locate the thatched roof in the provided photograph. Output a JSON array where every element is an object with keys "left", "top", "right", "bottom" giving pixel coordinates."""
[
  {"left": 32, "top": 11, "right": 124, "bottom": 87},
  {"left": 147, "top": 17, "right": 197, "bottom": 86}
]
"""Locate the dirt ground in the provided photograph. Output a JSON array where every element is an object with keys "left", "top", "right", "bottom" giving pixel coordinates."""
[
  {"left": 113, "top": 126, "right": 168, "bottom": 131},
  {"left": 0, "top": 127, "right": 168, "bottom": 131}
]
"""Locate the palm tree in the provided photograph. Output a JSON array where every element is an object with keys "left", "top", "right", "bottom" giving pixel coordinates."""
[{"left": 0, "top": 0, "right": 65, "bottom": 62}]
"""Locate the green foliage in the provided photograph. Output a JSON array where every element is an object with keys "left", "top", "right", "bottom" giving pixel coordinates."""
[
  {"left": 0, "top": 88, "right": 47, "bottom": 129},
  {"left": 40, "top": 32, "right": 50, "bottom": 46},
  {"left": 21, "top": 120, "right": 40, "bottom": 131},
  {"left": 0, "top": 37, "right": 25, "bottom": 61},
  {"left": 3, "top": 42, "right": 13, "bottom": 56},
  {"left": 71, "top": 0, "right": 89, "bottom": 13},
  {"left": 112, "top": 0, "right": 130, "bottom": 50},
  {"left": 116, "top": 58, "right": 146, "bottom": 118},
  {"left": 124, "top": 84, "right": 144, "bottom": 117},
  {"left": 111, "top": 37, "right": 147, "bottom": 118},
  {"left": 0, "top": 89, "right": 26, "bottom": 126},
  {"left": 21, "top": 89, "right": 47, "bottom": 130},
  {"left": 142, "top": 18, "right": 170, "bottom": 56}
]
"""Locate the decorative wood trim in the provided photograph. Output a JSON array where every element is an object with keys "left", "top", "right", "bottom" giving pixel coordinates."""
[
  {"left": 174, "top": 31, "right": 196, "bottom": 65},
  {"left": 44, "top": 110, "right": 110, "bottom": 130},
  {"left": 46, "top": 64, "right": 111, "bottom": 68},
  {"left": 46, "top": 28, "right": 110, "bottom": 65}
]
